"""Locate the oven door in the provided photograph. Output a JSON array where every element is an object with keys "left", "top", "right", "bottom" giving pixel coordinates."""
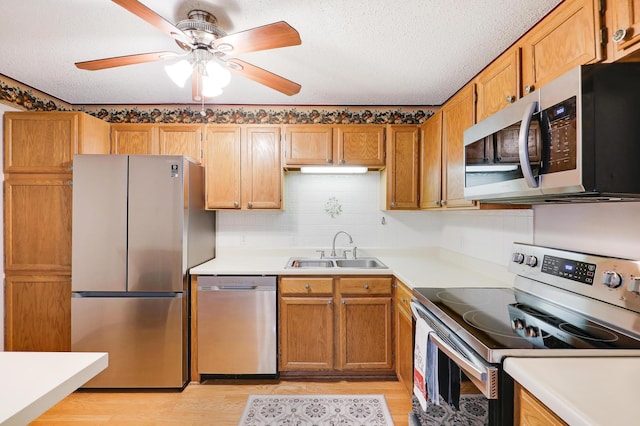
[
  {"left": 410, "top": 301, "right": 499, "bottom": 399},
  {"left": 463, "top": 89, "right": 547, "bottom": 202}
]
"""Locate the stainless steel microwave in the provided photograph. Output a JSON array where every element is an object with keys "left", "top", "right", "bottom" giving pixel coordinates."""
[{"left": 463, "top": 63, "right": 640, "bottom": 204}]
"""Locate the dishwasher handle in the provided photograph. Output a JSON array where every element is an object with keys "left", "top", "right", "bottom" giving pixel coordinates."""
[{"left": 198, "top": 285, "right": 274, "bottom": 291}]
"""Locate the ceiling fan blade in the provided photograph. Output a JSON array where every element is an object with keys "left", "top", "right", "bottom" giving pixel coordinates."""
[
  {"left": 213, "top": 21, "right": 301, "bottom": 55},
  {"left": 226, "top": 59, "right": 301, "bottom": 96},
  {"left": 111, "top": 0, "right": 193, "bottom": 46},
  {"left": 75, "top": 52, "right": 179, "bottom": 70}
]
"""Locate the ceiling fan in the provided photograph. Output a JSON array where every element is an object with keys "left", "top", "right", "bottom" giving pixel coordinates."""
[{"left": 75, "top": 0, "right": 302, "bottom": 102}]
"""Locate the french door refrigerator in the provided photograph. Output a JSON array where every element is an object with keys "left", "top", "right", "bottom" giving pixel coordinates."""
[{"left": 71, "top": 155, "right": 215, "bottom": 388}]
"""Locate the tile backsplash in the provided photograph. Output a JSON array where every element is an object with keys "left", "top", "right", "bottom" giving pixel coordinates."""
[{"left": 216, "top": 171, "right": 534, "bottom": 265}]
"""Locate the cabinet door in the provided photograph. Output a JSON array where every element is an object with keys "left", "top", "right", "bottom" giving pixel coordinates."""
[
  {"left": 419, "top": 111, "right": 443, "bottom": 209},
  {"left": 279, "top": 297, "right": 334, "bottom": 371},
  {"left": 395, "top": 281, "right": 414, "bottom": 396},
  {"left": 4, "top": 275, "right": 71, "bottom": 351},
  {"left": 243, "top": 126, "right": 282, "bottom": 209},
  {"left": 442, "top": 85, "right": 476, "bottom": 208},
  {"left": 337, "top": 297, "right": 393, "bottom": 370},
  {"left": 335, "top": 125, "right": 385, "bottom": 166},
  {"left": 111, "top": 124, "right": 157, "bottom": 154},
  {"left": 4, "top": 112, "right": 78, "bottom": 173},
  {"left": 520, "top": 0, "right": 601, "bottom": 94},
  {"left": 203, "top": 126, "right": 241, "bottom": 209},
  {"left": 515, "top": 383, "right": 568, "bottom": 426},
  {"left": 384, "top": 125, "right": 420, "bottom": 210},
  {"left": 158, "top": 125, "right": 203, "bottom": 163},
  {"left": 475, "top": 48, "right": 520, "bottom": 122},
  {"left": 284, "top": 125, "right": 333, "bottom": 166},
  {"left": 4, "top": 174, "right": 72, "bottom": 273},
  {"left": 608, "top": 0, "right": 640, "bottom": 60}
]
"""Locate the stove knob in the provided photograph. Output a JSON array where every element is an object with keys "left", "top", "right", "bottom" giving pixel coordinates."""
[
  {"left": 628, "top": 277, "right": 640, "bottom": 295},
  {"left": 512, "top": 252, "right": 525, "bottom": 264},
  {"left": 525, "top": 255, "right": 538, "bottom": 267},
  {"left": 525, "top": 326, "right": 539, "bottom": 338},
  {"left": 603, "top": 271, "right": 623, "bottom": 288},
  {"left": 512, "top": 318, "right": 525, "bottom": 330}
]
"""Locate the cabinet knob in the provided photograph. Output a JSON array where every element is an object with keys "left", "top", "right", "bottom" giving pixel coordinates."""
[
  {"left": 524, "top": 85, "right": 534, "bottom": 95},
  {"left": 441, "top": 200, "right": 446, "bottom": 206},
  {"left": 363, "top": 284, "right": 369, "bottom": 289},
  {"left": 505, "top": 95, "right": 515, "bottom": 103},
  {"left": 390, "top": 201, "right": 396, "bottom": 208},
  {"left": 613, "top": 28, "right": 628, "bottom": 43},
  {"left": 233, "top": 201, "right": 239, "bottom": 208},
  {"left": 247, "top": 202, "right": 253, "bottom": 209},
  {"left": 67, "top": 180, "right": 73, "bottom": 186},
  {"left": 342, "top": 300, "right": 346, "bottom": 304},
  {"left": 328, "top": 300, "right": 332, "bottom": 305},
  {"left": 340, "top": 159, "right": 345, "bottom": 164},
  {"left": 326, "top": 158, "right": 332, "bottom": 164},
  {"left": 434, "top": 200, "right": 440, "bottom": 206},
  {"left": 402, "top": 297, "right": 407, "bottom": 303},
  {"left": 305, "top": 284, "right": 311, "bottom": 290}
]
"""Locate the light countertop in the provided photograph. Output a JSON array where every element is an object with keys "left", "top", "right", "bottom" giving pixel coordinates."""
[
  {"left": 505, "top": 357, "right": 640, "bottom": 425},
  {"left": 0, "top": 351, "right": 108, "bottom": 425},
  {"left": 190, "top": 247, "right": 515, "bottom": 289}
]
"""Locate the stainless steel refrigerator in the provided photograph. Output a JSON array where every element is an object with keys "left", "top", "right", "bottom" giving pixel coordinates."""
[{"left": 71, "top": 155, "right": 215, "bottom": 389}]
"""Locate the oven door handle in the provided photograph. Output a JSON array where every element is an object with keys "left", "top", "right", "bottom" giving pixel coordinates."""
[
  {"left": 518, "top": 101, "right": 539, "bottom": 188},
  {"left": 411, "top": 301, "right": 499, "bottom": 399}
]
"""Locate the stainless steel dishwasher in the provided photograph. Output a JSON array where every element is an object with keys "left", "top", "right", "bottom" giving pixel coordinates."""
[{"left": 197, "top": 276, "right": 277, "bottom": 376}]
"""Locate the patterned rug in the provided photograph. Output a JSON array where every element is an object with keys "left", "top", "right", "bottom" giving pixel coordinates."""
[
  {"left": 410, "top": 394, "right": 489, "bottom": 425},
  {"left": 239, "top": 394, "right": 394, "bottom": 425}
]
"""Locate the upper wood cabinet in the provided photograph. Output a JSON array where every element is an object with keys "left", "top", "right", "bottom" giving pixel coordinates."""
[
  {"left": 520, "top": 0, "right": 602, "bottom": 94},
  {"left": 335, "top": 125, "right": 386, "bottom": 167},
  {"left": 4, "top": 112, "right": 110, "bottom": 173},
  {"left": 157, "top": 124, "right": 203, "bottom": 163},
  {"left": 607, "top": 0, "right": 640, "bottom": 61},
  {"left": 283, "top": 124, "right": 386, "bottom": 168},
  {"left": 110, "top": 123, "right": 157, "bottom": 155},
  {"left": 475, "top": 48, "right": 521, "bottom": 122},
  {"left": 204, "top": 125, "right": 281, "bottom": 210},
  {"left": 283, "top": 125, "right": 333, "bottom": 166},
  {"left": 441, "top": 85, "right": 476, "bottom": 208},
  {"left": 381, "top": 125, "right": 420, "bottom": 210},
  {"left": 419, "top": 111, "right": 443, "bottom": 209}
]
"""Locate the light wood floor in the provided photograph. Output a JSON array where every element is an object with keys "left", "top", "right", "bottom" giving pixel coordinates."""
[{"left": 34, "top": 379, "right": 413, "bottom": 425}]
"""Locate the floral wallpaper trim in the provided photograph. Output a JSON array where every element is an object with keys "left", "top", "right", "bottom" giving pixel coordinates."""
[{"left": 0, "top": 76, "right": 435, "bottom": 124}]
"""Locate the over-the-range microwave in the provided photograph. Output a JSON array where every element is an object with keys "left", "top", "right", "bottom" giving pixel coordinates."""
[{"left": 463, "top": 63, "right": 640, "bottom": 204}]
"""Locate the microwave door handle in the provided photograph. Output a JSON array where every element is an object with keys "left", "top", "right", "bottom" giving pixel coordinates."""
[{"left": 518, "top": 101, "right": 539, "bottom": 188}]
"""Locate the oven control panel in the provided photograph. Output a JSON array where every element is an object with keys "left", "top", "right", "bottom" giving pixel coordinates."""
[{"left": 509, "top": 243, "right": 640, "bottom": 314}]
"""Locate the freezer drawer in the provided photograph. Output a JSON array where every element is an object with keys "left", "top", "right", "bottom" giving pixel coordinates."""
[
  {"left": 197, "top": 276, "right": 277, "bottom": 375},
  {"left": 72, "top": 293, "right": 186, "bottom": 388}
]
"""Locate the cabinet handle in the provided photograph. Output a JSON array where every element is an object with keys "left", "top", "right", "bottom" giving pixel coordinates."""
[
  {"left": 328, "top": 300, "right": 332, "bottom": 305},
  {"left": 524, "top": 85, "right": 534, "bottom": 95},
  {"left": 233, "top": 201, "right": 239, "bottom": 208},
  {"left": 342, "top": 300, "right": 346, "bottom": 304},
  {"left": 434, "top": 200, "right": 440, "bottom": 206},
  {"left": 441, "top": 200, "right": 446, "bottom": 206},
  {"left": 305, "top": 284, "right": 311, "bottom": 290},
  {"left": 390, "top": 201, "right": 396, "bottom": 208},
  {"left": 613, "top": 28, "right": 628, "bottom": 43},
  {"left": 505, "top": 95, "right": 515, "bottom": 103},
  {"left": 363, "top": 284, "right": 369, "bottom": 289},
  {"left": 247, "top": 202, "right": 253, "bottom": 209}
]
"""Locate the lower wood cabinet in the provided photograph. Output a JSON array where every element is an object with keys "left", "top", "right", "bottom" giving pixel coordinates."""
[
  {"left": 278, "top": 276, "right": 394, "bottom": 375},
  {"left": 514, "top": 382, "right": 568, "bottom": 426},
  {"left": 394, "top": 279, "right": 414, "bottom": 396}
]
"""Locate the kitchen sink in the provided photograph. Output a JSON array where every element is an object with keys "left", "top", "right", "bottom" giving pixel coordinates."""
[{"left": 285, "top": 257, "right": 387, "bottom": 269}]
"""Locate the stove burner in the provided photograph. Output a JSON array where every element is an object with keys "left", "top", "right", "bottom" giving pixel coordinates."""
[
  {"left": 436, "top": 290, "right": 491, "bottom": 307},
  {"left": 558, "top": 322, "right": 619, "bottom": 343},
  {"left": 462, "top": 310, "right": 525, "bottom": 339}
]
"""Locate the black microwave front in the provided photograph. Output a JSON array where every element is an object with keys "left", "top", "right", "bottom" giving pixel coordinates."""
[{"left": 463, "top": 63, "right": 640, "bottom": 204}]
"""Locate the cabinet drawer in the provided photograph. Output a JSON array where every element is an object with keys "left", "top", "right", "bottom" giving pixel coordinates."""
[
  {"left": 338, "top": 277, "right": 392, "bottom": 295},
  {"left": 395, "top": 279, "right": 413, "bottom": 312},
  {"left": 280, "top": 277, "right": 333, "bottom": 295}
]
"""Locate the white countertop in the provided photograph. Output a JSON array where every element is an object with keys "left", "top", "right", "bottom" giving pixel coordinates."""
[
  {"left": 0, "top": 351, "right": 108, "bottom": 425},
  {"left": 190, "top": 247, "right": 515, "bottom": 289},
  {"left": 505, "top": 357, "right": 640, "bottom": 426}
]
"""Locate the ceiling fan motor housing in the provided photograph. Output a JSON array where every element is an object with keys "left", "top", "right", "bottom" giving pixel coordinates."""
[{"left": 175, "top": 10, "right": 227, "bottom": 50}]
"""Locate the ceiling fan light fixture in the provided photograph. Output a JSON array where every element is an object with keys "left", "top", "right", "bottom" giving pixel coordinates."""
[
  {"left": 201, "top": 76, "right": 224, "bottom": 97},
  {"left": 204, "top": 61, "right": 231, "bottom": 88},
  {"left": 164, "top": 60, "right": 192, "bottom": 88}
]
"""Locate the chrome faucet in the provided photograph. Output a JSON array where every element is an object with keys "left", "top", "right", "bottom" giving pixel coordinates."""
[{"left": 330, "top": 230, "right": 353, "bottom": 258}]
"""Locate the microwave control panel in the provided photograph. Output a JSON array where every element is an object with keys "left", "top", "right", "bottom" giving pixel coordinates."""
[{"left": 544, "top": 97, "right": 577, "bottom": 173}]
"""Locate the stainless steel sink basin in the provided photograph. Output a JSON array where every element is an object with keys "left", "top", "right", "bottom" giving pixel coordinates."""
[
  {"left": 285, "top": 257, "right": 387, "bottom": 269},
  {"left": 335, "top": 258, "right": 387, "bottom": 268}
]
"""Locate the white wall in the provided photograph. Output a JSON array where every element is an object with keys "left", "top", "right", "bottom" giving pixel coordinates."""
[
  {"left": 1, "top": 103, "right": 20, "bottom": 351},
  {"left": 533, "top": 203, "right": 640, "bottom": 259},
  {"left": 217, "top": 171, "right": 535, "bottom": 266}
]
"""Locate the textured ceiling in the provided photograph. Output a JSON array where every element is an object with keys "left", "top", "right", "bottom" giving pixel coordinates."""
[{"left": 0, "top": 0, "right": 562, "bottom": 106}]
